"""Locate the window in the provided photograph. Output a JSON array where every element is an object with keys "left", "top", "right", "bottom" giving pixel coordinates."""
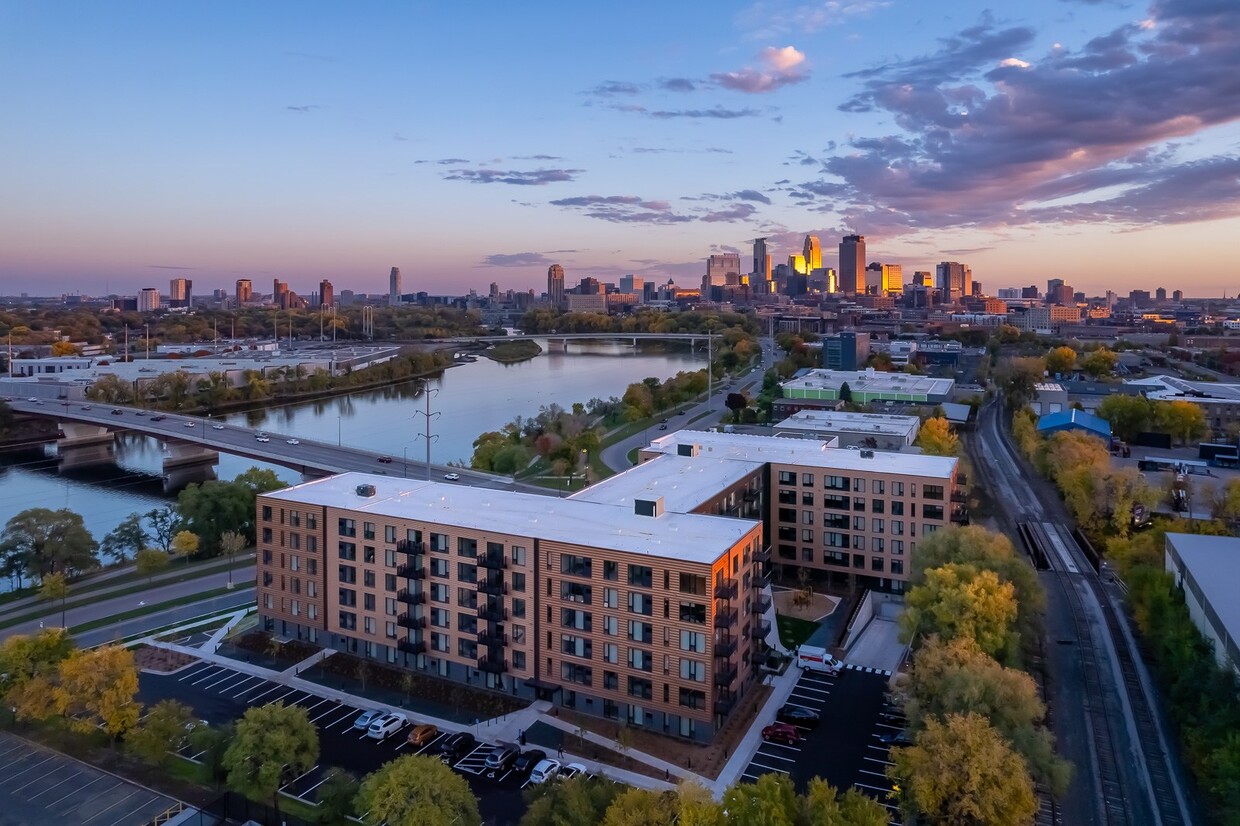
[
  {"left": 456, "top": 587, "right": 477, "bottom": 610},
  {"left": 853, "top": 497, "right": 866, "bottom": 512},
  {"left": 778, "top": 508, "right": 797, "bottom": 523},
  {"left": 307, "top": 513, "right": 317, "bottom": 530},
  {"left": 853, "top": 515, "right": 866, "bottom": 531},
  {"left": 892, "top": 540, "right": 904, "bottom": 555},
  {"left": 679, "top": 688, "right": 707, "bottom": 710},
  {"left": 824, "top": 550, "right": 848, "bottom": 566},
  {"left": 339, "top": 587, "right": 357, "bottom": 607},
  {"left": 385, "top": 525, "right": 397, "bottom": 543},
  {"left": 562, "top": 582, "right": 592, "bottom": 604},
  {"left": 824, "top": 494, "right": 850, "bottom": 511},
  {"left": 824, "top": 512, "right": 849, "bottom": 530},
  {"left": 871, "top": 557, "right": 885, "bottom": 572},
  {"left": 363, "top": 616, "right": 376, "bottom": 634},
  {"left": 893, "top": 481, "right": 904, "bottom": 496},
  {"left": 801, "top": 473, "right": 815, "bottom": 487},
  {"left": 802, "top": 510, "right": 815, "bottom": 524},
  {"left": 363, "top": 570, "right": 375, "bottom": 588},
  {"left": 338, "top": 611, "right": 356, "bottom": 630},
  {"left": 561, "top": 662, "right": 592, "bottom": 686},
  {"left": 338, "top": 565, "right": 356, "bottom": 584},
  {"left": 385, "top": 621, "right": 396, "bottom": 638},
  {"left": 384, "top": 549, "right": 396, "bottom": 567},
  {"left": 679, "top": 573, "right": 706, "bottom": 596},
  {"left": 891, "top": 560, "right": 905, "bottom": 575},
  {"left": 778, "top": 489, "right": 797, "bottom": 504},
  {"left": 385, "top": 597, "right": 397, "bottom": 616},
  {"left": 364, "top": 546, "right": 375, "bottom": 564},
  {"left": 338, "top": 542, "right": 356, "bottom": 561},
  {"left": 924, "top": 484, "right": 944, "bottom": 501},
  {"left": 801, "top": 529, "right": 814, "bottom": 543},
  {"left": 891, "top": 501, "right": 905, "bottom": 516},
  {"left": 628, "top": 648, "right": 653, "bottom": 672},
  {"left": 604, "top": 671, "right": 619, "bottom": 691},
  {"left": 778, "top": 470, "right": 796, "bottom": 485},
  {"left": 603, "top": 643, "right": 619, "bottom": 664},
  {"left": 852, "top": 477, "right": 867, "bottom": 493},
  {"left": 363, "top": 593, "right": 375, "bottom": 611},
  {"left": 512, "top": 598, "right": 526, "bottom": 618},
  {"left": 825, "top": 475, "right": 849, "bottom": 490},
  {"left": 307, "top": 536, "right": 317, "bottom": 553},
  {"left": 561, "top": 555, "right": 592, "bottom": 578},
  {"left": 603, "top": 560, "right": 618, "bottom": 580},
  {"left": 628, "top": 676, "right": 653, "bottom": 700},
  {"left": 681, "top": 630, "right": 706, "bottom": 652},
  {"left": 431, "top": 582, "right": 450, "bottom": 603},
  {"left": 456, "top": 562, "right": 477, "bottom": 583},
  {"left": 628, "top": 620, "right": 652, "bottom": 643},
  {"left": 892, "top": 520, "right": 904, "bottom": 536},
  {"left": 628, "top": 565, "right": 652, "bottom": 587},
  {"left": 872, "top": 518, "right": 885, "bottom": 534},
  {"left": 924, "top": 505, "right": 945, "bottom": 521},
  {"left": 362, "top": 522, "right": 375, "bottom": 541},
  {"left": 679, "top": 602, "right": 706, "bottom": 624},
  {"left": 603, "top": 615, "right": 619, "bottom": 636},
  {"left": 430, "top": 608, "right": 450, "bottom": 628},
  {"left": 562, "top": 635, "right": 592, "bottom": 659},
  {"left": 457, "top": 537, "right": 477, "bottom": 558},
  {"left": 457, "top": 639, "right": 478, "bottom": 659},
  {"left": 628, "top": 592, "right": 653, "bottom": 616},
  {"left": 262, "top": 505, "right": 272, "bottom": 521},
  {"left": 825, "top": 531, "right": 848, "bottom": 548},
  {"left": 512, "top": 545, "right": 527, "bottom": 566},
  {"left": 871, "top": 499, "right": 885, "bottom": 514},
  {"left": 873, "top": 538, "right": 885, "bottom": 553},
  {"left": 801, "top": 491, "right": 815, "bottom": 506},
  {"left": 852, "top": 535, "right": 866, "bottom": 551},
  {"left": 513, "top": 651, "right": 526, "bottom": 670},
  {"left": 561, "top": 608, "right": 592, "bottom": 631},
  {"left": 873, "top": 480, "right": 885, "bottom": 495},
  {"left": 338, "top": 518, "right": 355, "bottom": 537},
  {"left": 679, "top": 659, "right": 705, "bottom": 682},
  {"left": 430, "top": 532, "right": 449, "bottom": 552},
  {"left": 512, "top": 572, "right": 526, "bottom": 593},
  {"left": 431, "top": 632, "right": 450, "bottom": 653}
]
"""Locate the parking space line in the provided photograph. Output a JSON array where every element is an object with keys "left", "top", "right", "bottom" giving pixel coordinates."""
[
  {"left": 753, "top": 749, "right": 796, "bottom": 763},
  {"left": 211, "top": 672, "right": 253, "bottom": 693},
  {"left": 202, "top": 670, "right": 244, "bottom": 691},
  {"left": 864, "top": 755, "right": 895, "bottom": 767},
  {"left": 0, "top": 741, "right": 31, "bottom": 761},
  {"left": 746, "top": 760, "right": 790, "bottom": 775},
  {"left": 761, "top": 740, "right": 802, "bottom": 754},
  {"left": 70, "top": 779, "right": 123, "bottom": 811},
  {"left": 787, "top": 693, "right": 826, "bottom": 706},
  {"left": 231, "top": 679, "right": 272, "bottom": 700},
  {"left": 8, "top": 754, "right": 57, "bottom": 780},
  {"left": 246, "top": 683, "right": 285, "bottom": 704},
  {"left": 282, "top": 764, "right": 319, "bottom": 792},
  {"left": 189, "top": 667, "right": 226, "bottom": 686},
  {"left": 299, "top": 698, "right": 332, "bottom": 717},
  {"left": 46, "top": 774, "right": 105, "bottom": 807},
  {"left": 26, "top": 769, "right": 83, "bottom": 799},
  {"left": 177, "top": 663, "right": 213, "bottom": 681},
  {"left": 81, "top": 788, "right": 140, "bottom": 823},
  {"left": 102, "top": 793, "right": 162, "bottom": 826},
  {"left": 0, "top": 748, "right": 35, "bottom": 771},
  {"left": 792, "top": 682, "right": 832, "bottom": 696},
  {"left": 266, "top": 688, "right": 301, "bottom": 706},
  {"left": 224, "top": 675, "right": 263, "bottom": 696},
  {"left": 311, "top": 704, "right": 350, "bottom": 726}
]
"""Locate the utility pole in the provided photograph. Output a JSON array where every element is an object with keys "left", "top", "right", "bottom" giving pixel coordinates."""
[
  {"left": 144, "top": 323, "right": 150, "bottom": 360},
  {"left": 416, "top": 380, "right": 441, "bottom": 480}
]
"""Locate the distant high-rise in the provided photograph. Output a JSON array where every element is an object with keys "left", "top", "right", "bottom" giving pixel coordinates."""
[
  {"left": 235, "top": 279, "right": 253, "bottom": 305},
  {"left": 619, "top": 274, "right": 645, "bottom": 297},
  {"left": 936, "top": 262, "right": 970, "bottom": 302},
  {"left": 706, "top": 254, "right": 741, "bottom": 286},
  {"left": 319, "top": 279, "right": 334, "bottom": 309},
  {"left": 788, "top": 254, "right": 807, "bottom": 276},
  {"left": 1172, "top": 289, "right": 1184, "bottom": 303},
  {"left": 802, "top": 235, "right": 822, "bottom": 272},
  {"left": 547, "top": 264, "right": 565, "bottom": 308},
  {"left": 914, "top": 271, "right": 932, "bottom": 287},
  {"left": 168, "top": 277, "right": 192, "bottom": 308},
  {"left": 389, "top": 267, "right": 402, "bottom": 306},
  {"left": 137, "top": 287, "right": 161, "bottom": 312},
  {"left": 752, "top": 238, "right": 772, "bottom": 282},
  {"left": 839, "top": 235, "right": 866, "bottom": 293},
  {"left": 866, "top": 263, "right": 902, "bottom": 294},
  {"left": 1155, "top": 287, "right": 1167, "bottom": 303}
]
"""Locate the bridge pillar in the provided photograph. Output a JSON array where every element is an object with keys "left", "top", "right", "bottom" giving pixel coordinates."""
[
  {"left": 162, "top": 440, "right": 219, "bottom": 492},
  {"left": 546, "top": 337, "right": 567, "bottom": 352},
  {"left": 56, "top": 422, "right": 116, "bottom": 470}
]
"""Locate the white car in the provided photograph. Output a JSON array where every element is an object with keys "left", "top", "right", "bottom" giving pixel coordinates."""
[
  {"left": 184, "top": 421, "right": 196, "bottom": 428},
  {"left": 367, "top": 712, "right": 407, "bottom": 740},
  {"left": 287, "top": 438, "right": 300, "bottom": 445},
  {"left": 352, "top": 709, "right": 385, "bottom": 731},
  {"left": 212, "top": 423, "right": 225, "bottom": 430},
  {"left": 529, "top": 758, "right": 561, "bottom": 784},
  {"left": 444, "top": 472, "right": 460, "bottom": 481},
  {"left": 255, "top": 435, "right": 270, "bottom": 443},
  {"left": 559, "top": 762, "right": 589, "bottom": 781}
]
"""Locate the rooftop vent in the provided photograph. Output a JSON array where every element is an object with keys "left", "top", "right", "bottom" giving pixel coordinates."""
[
  {"left": 677, "top": 443, "right": 701, "bottom": 458},
  {"left": 859, "top": 449, "right": 875, "bottom": 458},
  {"left": 635, "top": 496, "right": 665, "bottom": 518},
  {"left": 355, "top": 483, "right": 376, "bottom": 497}
]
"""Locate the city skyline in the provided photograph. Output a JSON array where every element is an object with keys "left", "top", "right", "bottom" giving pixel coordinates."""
[{"left": 2, "top": 0, "right": 1239, "bottom": 297}]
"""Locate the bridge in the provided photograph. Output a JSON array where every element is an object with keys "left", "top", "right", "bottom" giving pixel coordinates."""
[
  {"left": 3, "top": 398, "right": 525, "bottom": 493},
  {"left": 424, "top": 332, "right": 718, "bottom": 352}
]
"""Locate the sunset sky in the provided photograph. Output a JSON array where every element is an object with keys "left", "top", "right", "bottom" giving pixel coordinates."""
[{"left": 2, "top": 0, "right": 1239, "bottom": 298}]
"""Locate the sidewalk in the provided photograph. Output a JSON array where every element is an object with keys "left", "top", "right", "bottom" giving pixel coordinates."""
[{"left": 710, "top": 667, "right": 804, "bottom": 795}]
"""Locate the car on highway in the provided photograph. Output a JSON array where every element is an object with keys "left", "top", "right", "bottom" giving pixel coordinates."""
[
  {"left": 135, "top": 410, "right": 146, "bottom": 416},
  {"left": 761, "top": 722, "right": 803, "bottom": 745},
  {"left": 658, "top": 424, "right": 668, "bottom": 430},
  {"left": 212, "top": 423, "right": 225, "bottom": 430},
  {"left": 434, "top": 731, "right": 476, "bottom": 761},
  {"left": 80, "top": 405, "right": 91, "bottom": 411},
  {"left": 256, "top": 435, "right": 270, "bottom": 443},
  {"left": 377, "top": 456, "right": 393, "bottom": 464},
  {"left": 777, "top": 705, "right": 821, "bottom": 728},
  {"left": 367, "top": 712, "right": 407, "bottom": 740},
  {"left": 352, "top": 709, "right": 385, "bottom": 731},
  {"left": 559, "top": 762, "right": 589, "bottom": 781},
  {"left": 511, "top": 748, "right": 546, "bottom": 777},
  {"left": 151, "top": 415, "right": 166, "bottom": 421},
  {"left": 529, "top": 758, "right": 561, "bottom": 784},
  {"left": 286, "top": 438, "right": 300, "bottom": 445},
  {"left": 444, "top": 472, "right": 460, "bottom": 481},
  {"left": 407, "top": 723, "right": 438, "bottom": 748},
  {"left": 111, "top": 408, "right": 124, "bottom": 415},
  {"left": 484, "top": 742, "right": 520, "bottom": 772},
  {"left": 183, "top": 421, "right": 196, "bottom": 427}
]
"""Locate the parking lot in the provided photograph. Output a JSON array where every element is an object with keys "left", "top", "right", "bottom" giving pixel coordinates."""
[
  {"left": 141, "top": 660, "right": 529, "bottom": 824},
  {"left": 0, "top": 731, "right": 179, "bottom": 826},
  {"left": 739, "top": 666, "right": 900, "bottom": 820}
]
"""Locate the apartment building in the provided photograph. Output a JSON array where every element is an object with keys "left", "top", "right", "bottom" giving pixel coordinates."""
[
  {"left": 257, "top": 473, "right": 763, "bottom": 741},
  {"left": 639, "top": 431, "right": 963, "bottom": 592}
]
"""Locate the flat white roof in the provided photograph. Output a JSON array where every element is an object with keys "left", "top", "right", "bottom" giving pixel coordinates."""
[
  {"left": 646, "top": 430, "right": 957, "bottom": 479},
  {"left": 1034, "top": 382, "right": 1064, "bottom": 392},
  {"left": 773, "top": 409, "right": 920, "bottom": 438},
  {"left": 570, "top": 454, "right": 762, "bottom": 513},
  {"left": 263, "top": 472, "right": 758, "bottom": 563},
  {"left": 1166, "top": 533, "right": 1240, "bottom": 647},
  {"left": 782, "top": 368, "right": 954, "bottom": 397}
]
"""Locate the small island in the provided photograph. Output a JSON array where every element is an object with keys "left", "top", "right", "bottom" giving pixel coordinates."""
[{"left": 484, "top": 339, "right": 543, "bottom": 364}]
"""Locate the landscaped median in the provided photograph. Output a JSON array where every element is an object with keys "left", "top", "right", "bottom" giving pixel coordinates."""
[{"left": 67, "top": 581, "right": 255, "bottom": 635}]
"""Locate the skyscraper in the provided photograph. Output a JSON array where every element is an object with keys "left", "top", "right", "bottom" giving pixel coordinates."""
[
  {"left": 389, "top": 267, "right": 402, "bottom": 306},
  {"left": 707, "top": 254, "right": 741, "bottom": 286},
  {"left": 802, "top": 235, "right": 822, "bottom": 272},
  {"left": 235, "top": 279, "right": 252, "bottom": 305},
  {"left": 752, "top": 238, "right": 771, "bottom": 280},
  {"left": 839, "top": 235, "right": 866, "bottom": 294},
  {"left": 788, "top": 254, "right": 807, "bottom": 275},
  {"left": 137, "top": 287, "right": 161, "bottom": 312},
  {"left": 273, "top": 279, "right": 290, "bottom": 309},
  {"left": 168, "top": 277, "right": 192, "bottom": 308},
  {"left": 936, "top": 262, "right": 970, "bottom": 302},
  {"left": 319, "top": 279, "right": 334, "bottom": 308},
  {"left": 547, "top": 264, "right": 565, "bottom": 308}
]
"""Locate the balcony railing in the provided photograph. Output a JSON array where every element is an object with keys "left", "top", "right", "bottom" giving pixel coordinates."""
[
  {"left": 477, "top": 605, "right": 509, "bottom": 623},
  {"left": 713, "top": 609, "right": 738, "bottom": 630},
  {"left": 957, "top": 473, "right": 968, "bottom": 485},
  {"left": 751, "top": 596, "right": 772, "bottom": 614},
  {"left": 396, "top": 588, "right": 426, "bottom": 606},
  {"left": 742, "top": 490, "right": 760, "bottom": 503},
  {"left": 713, "top": 667, "right": 738, "bottom": 687},
  {"left": 397, "top": 613, "right": 425, "bottom": 630},
  {"left": 477, "top": 553, "right": 507, "bottom": 570},
  {"left": 750, "top": 619, "right": 772, "bottom": 639},
  {"left": 396, "top": 539, "right": 425, "bottom": 555},
  {"left": 754, "top": 546, "right": 771, "bottom": 563},
  {"left": 755, "top": 569, "right": 772, "bottom": 588},
  {"left": 714, "top": 579, "right": 738, "bottom": 601},
  {"left": 476, "top": 579, "right": 508, "bottom": 596},
  {"left": 477, "top": 655, "right": 508, "bottom": 674},
  {"left": 715, "top": 694, "right": 737, "bottom": 716},
  {"left": 951, "top": 490, "right": 967, "bottom": 504},
  {"left": 396, "top": 563, "right": 426, "bottom": 580},
  {"left": 951, "top": 507, "right": 970, "bottom": 525},
  {"left": 396, "top": 639, "right": 426, "bottom": 655},
  {"left": 713, "top": 637, "right": 737, "bottom": 659},
  {"left": 477, "top": 630, "right": 507, "bottom": 647}
]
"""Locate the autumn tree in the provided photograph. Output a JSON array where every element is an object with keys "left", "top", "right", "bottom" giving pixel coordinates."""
[
  {"left": 55, "top": 645, "right": 143, "bottom": 739},
  {"left": 99, "top": 513, "right": 148, "bottom": 563},
  {"left": 1044, "top": 346, "right": 1077, "bottom": 376},
  {"left": 890, "top": 713, "right": 1037, "bottom": 825},
  {"left": 220, "top": 530, "right": 248, "bottom": 588},
  {"left": 1, "top": 508, "right": 99, "bottom": 579},
  {"left": 1154, "top": 399, "right": 1207, "bottom": 445},
  {"left": 676, "top": 780, "right": 725, "bottom": 826},
  {"left": 0, "top": 627, "right": 73, "bottom": 706},
  {"left": 1079, "top": 347, "right": 1118, "bottom": 378},
  {"left": 720, "top": 772, "right": 801, "bottom": 825},
  {"left": 521, "top": 774, "right": 620, "bottom": 826},
  {"left": 1206, "top": 478, "right": 1240, "bottom": 525},
  {"left": 127, "top": 699, "right": 194, "bottom": 764},
  {"left": 50, "top": 340, "right": 80, "bottom": 356},
  {"left": 802, "top": 778, "right": 890, "bottom": 826},
  {"left": 901, "top": 564, "right": 1018, "bottom": 659},
  {"left": 171, "top": 530, "right": 200, "bottom": 558},
  {"left": 40, "top": 572, "right": 69, "bottom": 628},
  {"left": 356, "top": 754, "right": 481, "bottom": 826},
  {"left": 999, "top": 357, "right": 1046, "bottom": 410},
  {"left": 916, "top": 416, "right": 959, "bottom": 456},
  {"left": 601, "top": 788, "right": 676, "bottom": 826},
  {"left": 135, "top": 547, "right": 170, "bottom": 583},
  {"left": 224, "top": 703, "right": 319, "bottom": 820},
  {"left": 1095, "top": 394, "right": 1153, "bottom": 441}
]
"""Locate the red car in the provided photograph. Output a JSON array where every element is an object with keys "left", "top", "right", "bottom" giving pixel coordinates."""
[{"left": 761, "top": 722, "right": 802, "bottom": 745}]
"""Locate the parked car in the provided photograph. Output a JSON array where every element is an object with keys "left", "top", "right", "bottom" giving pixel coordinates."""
[
  {"left": 511, "top": 748, "right": 546, "bottom": 776},
  {"left": 529, "top": 758, "right": 561, "bottom": 784},
  {"left": 435, "top": 731, "right": 477, "bottom": 761},
  {"left": 559, "top": 762, "right": 589, "bottom": 781},
  {"left": 879, "top": 730, "right": 912, "bottom": 746},
  {"left": 761, "top": 722, "right": 803, "bottom": 745},
  {"left": 352, "top": 709, "right": 385, "bottom": 731},
  {"left": 407, "top": 723, "right": 438, "bottom": 748},
  {"left": 367, "top": 712, "right": 408, "bottom": 740},
  {"left": 444, "top": 472, "right": 461, "bottom": 481},
  {"left": 484, "top": 742, "right": 520, "bottom": 771},
  {"left": 777, "top": 705, "right": 821, "bottom": 728}
]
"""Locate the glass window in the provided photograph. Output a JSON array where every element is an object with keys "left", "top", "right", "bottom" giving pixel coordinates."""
[{"left": 628, "top": 565, "right": 652, "bottom": 587}]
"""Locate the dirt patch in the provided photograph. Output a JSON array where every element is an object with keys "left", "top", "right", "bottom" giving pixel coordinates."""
[
  {"left": 320, "top": 652, "right": 525, "bottom": 720},
  {"left": 135, "top": 646, "right": 198, "bottom": 673},
  {"left": 772, "top": 588, "right": 840, "bottom": 622},
  {"left": 232, "top": 631, "right": 320, "bottom": 665}
]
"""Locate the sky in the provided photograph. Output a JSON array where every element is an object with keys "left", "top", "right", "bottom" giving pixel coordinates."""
[{"left": 2, "top": 0, "right": 1239, "bottom": 299}]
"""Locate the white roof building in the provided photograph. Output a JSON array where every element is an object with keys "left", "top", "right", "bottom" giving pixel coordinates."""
[
  {"left": 772, "top": 409, "right": 921, "bottom": 448},
  {"left": 1165, "top": 533, "right": 1240, "bottom": 675}
]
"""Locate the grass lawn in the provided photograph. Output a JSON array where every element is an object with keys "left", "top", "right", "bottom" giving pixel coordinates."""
[
  {"left": 777, "top": 614, "right": 820, "bottom": 650},
  {"left": 68, "top": 582, "right": 255, "bottom": 634}
]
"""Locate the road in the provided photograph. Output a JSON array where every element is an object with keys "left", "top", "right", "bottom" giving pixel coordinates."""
[{"left": 972, "top": 397, "right": 1195, "bottom": 826}]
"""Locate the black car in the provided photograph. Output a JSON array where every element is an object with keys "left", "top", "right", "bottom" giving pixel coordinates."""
[
  {"left": 150, "top": 415, "right": 166, "bottom": 421},
  {"left": 511, "top": 748, "right": 546, "bottom": 776},
  {"left": 879, "top": 730, "right": 912, "bottom": 746},
  {"left": 777, "top": 705, "right": 821, "bottom": 728},
  {"left": 435, "top": 731, "right": 477, "bottom": 761}
]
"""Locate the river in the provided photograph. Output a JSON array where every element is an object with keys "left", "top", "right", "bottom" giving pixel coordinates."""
[{"left": 0, "top": 341, "right": 704, "bottom": 553}]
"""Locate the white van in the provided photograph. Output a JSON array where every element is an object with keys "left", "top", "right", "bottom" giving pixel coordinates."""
[{"left": 796, "top": 645, "right": 842, "bottom": 675}]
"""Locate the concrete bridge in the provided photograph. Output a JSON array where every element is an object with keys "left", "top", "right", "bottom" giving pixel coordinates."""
[{"left": 424, "top": 332, "right": 718, "bottom": 351}]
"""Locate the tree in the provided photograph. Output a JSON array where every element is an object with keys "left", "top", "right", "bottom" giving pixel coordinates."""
[
  {"left": 145, "top": 506, "right": 180, "bottom": 553},
  {"left": 189, "top": 722, "right": 234, "bottom": 787},
  {"left": 916, "top": 417, "right": 959, "bottom": 456},
  {"left": 901, "top": 564, "right": 1018, "bottom": 659},
  {"left": 1044, "top": 346, "right": 1077, "bottom": 376},
  {"left": 676, "top": 780, "right": 724, "bottom": 826},
  {"left": 1, "top": 508, "right": 99, "bottom": 579},
  {"left": 1080, "top": 347, "right": 1118, "bottom": 378},
  {"left": 316, "top": 768, "right": 361, "bottom": 823},
  {"left": 1154, "top": 399, "right": 1207, "bottom": 445},
  {"left": 521, "top": 775, "right": 619, "bottom": 826},
  {"left": 40, "top": 572, "right": 69, "bottom": 628},
  {"left": 224, "top": 702, "right": 319, "bottom": 819},
  {"left": 220, "top": 530, "right": 248, "bottom": 588},
  {"left": 838, "top": 382, "right": 853, "bottom": 403},
  {"left": 127, "top": 699, "right": 194, "bottom": 764},
  {"left": 99, "top": 513, "right": 147, "bottom": 563},
  {"left": 171, "top": 530, "right": 200, "bottom": 558},
  {"left": 1096, "top": 394, "right": 1153, "bottom": 441},
  {"left": 50, "top": 340, "right": 79, "bottom": 356},
  {"left": 721, "top": 772, "right": 800, "bottom": 825},
  {"left": 1207, "top": 478, "right": 1240, "bottom": 525},
  {"left": 0, "top": 627, "right": 73, "bottom": 701},
  {"left": 725, "top": 392, "right": 748, "bottom": 422},
  {"left": 356, "top": 754, "right": 481, "bottom": 826},
  {"left": 135, "top": 547, "right": 170, "bottom": 583},
  {"left": 801, "top": 778, "right": 889, "bottom": 826},
  {"left": 55, "top": 645, "right": 142, "bottom": 739},
  {"left": 998, "top": 357, "right": 1045, "bottom": 410},
  {"left": 178, "top": 467, "right": 280, "bottom": 552},
  {"left": 890, "top": 712, "right": 1037, "bottom": 825},
  {"left": 602, "top": 788, "right": 675, "bottom": 826},
  {"left": 233, "top": 466, "right": 285, "bottom": 495}
]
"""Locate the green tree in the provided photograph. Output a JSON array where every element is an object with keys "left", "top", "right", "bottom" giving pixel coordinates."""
[
  {"left": 1044, "top": 346, "right": 1077, "bottom": 376},
  {"left": 601, "top": 788, "right": 675, "bottom": 826},
  {"left": 721, "top": 772, "right": 800, "bottom": 825},
  {"left": 356, "top": 754, "right": 481, "bottom": 826},
  {"left": 890, "top": 713, "right": 1037, "bottom": 826},
  {"left": 901, "top": 564, "right": 1018, "bottom": 659},
  {"left": 135, "top": 547, "right": 170, "bottom": 583},
  {"left": 220, "top": 530, "right": 248, "bottom": 588},
  {"left": 916, "top": 416, "right": 959, "bottom": 456},
  {"left": 177, "top": 479, "right": 255, "bottom": 553},
  {"left": 145, "top": 506, "right": 181, "bottom": 553},
  {"left": 99, "top": 513, "right": 147, "bottom": 563},
  {"left": 998, "top": 357, "right": 1045, "bottom": 410},
  {"left": 521, "top": 775, "right": 620, "bottom": 826},
  {"left": 316, "top": 768, "right": 361, "bottom": 823},
  {"left": 189, "top": 722, "right": 234, "bottom": 787},
  {"left": 233, "top": 466, "right": 285, "bottom": 495},
  {"left": 1095, "top": 394, "right": 1153, "bottom": 441},
  {"left": 838, "top": 382, "right": 853, "bottom": 403},
  {"left": 224, "top": 703, "right": 319, "bottom": 819},
  {"left": 1, "top": 508, "right": 99, "bottom": 579},
  {"left": 127, "top": 699, "right": 194, "bottom": 764},
  {"left": 40, "top": 572, "right": 69, "bottom": 628},
  {"left": 1080, "top": 347, "right": 1118, "bottom": 378}
]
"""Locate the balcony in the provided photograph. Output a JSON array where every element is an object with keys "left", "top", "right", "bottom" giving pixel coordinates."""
[
  {"left": 951, "top": 490, "right": 967, "bottom": 504},
  {"left": 715, "top": 694, "right": 737, "bottom": 716},
  {"left": 754, "top": 546, "right": 771, "bottom": 563},
  {"left": 742, "top": 489, "right": 760, "bottom": 503},
  {"left": 396, "top": 539, "right": 425, "bottom": 555},
  {"left": 477, "top": 604, "right": 509, "bottom": 623},
  {"left": 751, "top": 596, "right": 772, "bottom": 615},
  {"left": 396, "top": 588, "right": 426, "bottom": 606},
  {"left": 713, "top": 637, "right": 737, "bottom": 659},
  {"left": 396, "top": 563, "right": 426, "bottom": 580},
  {"left": 755, "top": 569, "right": 772, "bottom": 588},
  {"left": 713, "top": 609, "right": 738, "bottom": 630},
  {"left": 397, "top": 613, "right": 425, "bottom": 630},
  {"left": 477, "top": 630, "right": 507, "bottom": 647},
  {"left": 477, "top": 553, "right": 507, "bottom": 570},
  {"left": 749, "top": 645, "right": 770, "bottom": 667},
  {"left": 713, "top": 666, "right": 738, "bottom": 687},
  {"left": 750, "top": 619, "right": 772, "bottom": 640},
  {"left": 476, "top": 579, "right": 508, "bottom": 596},
  {"left": 477, "top": 655, "right": 509, "bottom": 674},
  {"left": 396, "top": 639, "right": 426, "bottom": 655},
  {"left": 714, "top": 579, "right": 738, "bottom": 601},
  {"left": 957, "top": 473, "right": 968, "bottom": 485},
  {"left": 951, "top": 507, "right": 970, "bottom": 525}
]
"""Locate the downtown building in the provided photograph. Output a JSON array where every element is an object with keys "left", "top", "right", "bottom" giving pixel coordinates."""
[{"left": 255, "top": 432, "right": 961, "bottom": 741}]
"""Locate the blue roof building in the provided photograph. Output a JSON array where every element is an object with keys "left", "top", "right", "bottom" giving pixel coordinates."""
[{"left": 1036, "top": 409, "right": 1112, "bottom": 440}]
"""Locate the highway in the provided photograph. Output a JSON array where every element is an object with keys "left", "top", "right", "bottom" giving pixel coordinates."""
[{"left": 972, "top": 397, "right": 1195, "bottom": 826}]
